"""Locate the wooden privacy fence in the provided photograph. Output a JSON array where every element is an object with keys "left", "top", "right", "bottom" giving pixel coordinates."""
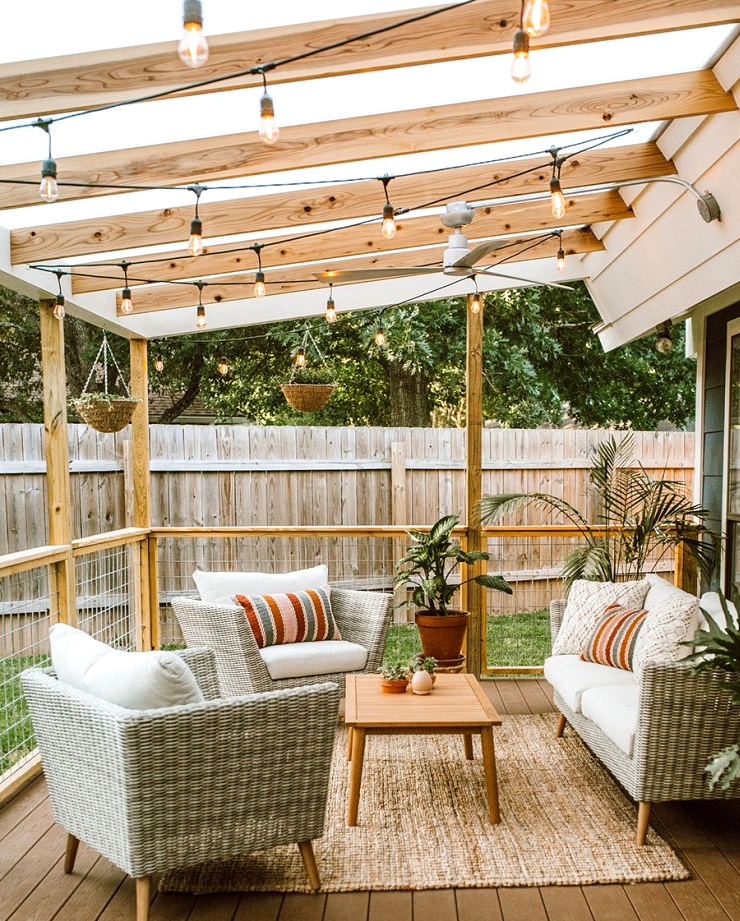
[{"left": 1, "top": 424, "right": 695, "bottom": 555}]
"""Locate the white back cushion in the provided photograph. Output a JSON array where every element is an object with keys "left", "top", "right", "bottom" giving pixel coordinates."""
[
  {"left": 193, "top": 564, "right": 329, "bottom": 605},
  {"left": 49, "top": 623, "right": 204, "bottom": 710}
]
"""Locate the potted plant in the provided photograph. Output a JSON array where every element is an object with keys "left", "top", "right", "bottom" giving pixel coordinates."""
[
  {"left": 377, "top": 663, "right": 411, "bottom": 693},
  {"left": 280, "top": 365, "right": 336, "bottom": 413},
  {"left": 393, "top": 513, "right": 512, "bottom": 666},
  {"left": 71, "top": 392, "right": 141, "bottom": 433}
]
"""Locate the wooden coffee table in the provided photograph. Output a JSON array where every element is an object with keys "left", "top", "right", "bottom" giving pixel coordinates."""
[{"left": 344, "top": 672, "right": 502, "bottom": 826}]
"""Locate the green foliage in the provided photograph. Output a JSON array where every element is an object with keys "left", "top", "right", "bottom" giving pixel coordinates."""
[
  {"left": 377, "top": 663, "right": 411, "bottom": 681},
  {"left": 393, "top": 513, "right": 511, "bottom": 615},
  {"left": 477, "top": 432, "right": 717, "bottom": 587}
]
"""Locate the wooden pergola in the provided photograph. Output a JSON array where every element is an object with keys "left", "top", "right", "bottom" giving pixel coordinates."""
[{"left": 1, "top": 1, "right": 740, "bottom": 676}]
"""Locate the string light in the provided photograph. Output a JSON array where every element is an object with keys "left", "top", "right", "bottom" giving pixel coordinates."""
[
  {"left": 188, "top": 184, "right": 205, "bottom": 256},
  {"left": 154, "top": 354, "right": 165, "bottom": 372},
  {"left": 52, "top": 270, "right": 65, "bottom": 320},
  {"left": 195, "top": 281, "right": 206, "bottom": 329},
  {"left": 380, "top": 176, "right": 397, "bottom": 239},
  {"left": 549, "top": 150, "right": 566, "bottom": 219},
  {"left": 374, "top": 325, "right": 386, "bottom": 347},
  {"left": 555, "top": 231, "right": 566, "bottom": 271},
  {"left": 36, "top": 120, "right": 58, "bottom": 202},
  {"left": 294, "top": 347, "right": 306, "bottom": 368},
  {"left": 521, "top": 0, "right": 550, "bottom": 37},
  {"left": 655, "top": 323, "right": 674, "bottom": 354},
  {"left": 119, "top": 261, "right": 133, "bottom": 314},
  {"left": 325, "top": 285, "right": 336, "bottom": 323},
  {"left": 258, "top": 71, "right": 279, "bottom": 145},
  {"left": 217, "top": 355, "right": 230, "bottom": 376},
  {"left": 470, "top": 277, "right": 482, "bottom": 314},
  {"left": 510, "top": 29, "right": 531, "bottom": 83},
  {"left": 178, "top": 0, "right": 209, "bottom": 68},
  {"left": 253, "top": 246, "right": 266, "bottom": 297}
]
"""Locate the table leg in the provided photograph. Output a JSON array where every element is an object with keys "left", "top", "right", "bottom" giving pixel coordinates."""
[
  {"left": 463, "top": 733, "right": 474, "bottom": 760},
  {"left": 347, "top": 726, "right": 353, "bottom": 761},
  {"left": 480, "top": 726, "right": 500, "bottom": 824},
  {"left": 347, "top": 727, "right": 366, "bottom": 826}
]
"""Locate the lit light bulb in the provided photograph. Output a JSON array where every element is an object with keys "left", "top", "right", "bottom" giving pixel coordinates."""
[
  {"left": 550, "top": 177, "right": 566, "bottom": 219},
  {"left": 510, "top": 29, "right": 531, "bottom": 83},
  {"left": 39, "top": 158, "right": 58, "bottom": 202},
  {"left": 196, "top": 303, "right": 206, "bottom": 329},
  {"left": 155, "top": 354, "right": 164, "bottom": 373},
  {"left": 295, "top": 347, "right": 306, "bottom": 368},
  {"left": 381, "top": 202, "right": 397, "bottom": 239},
  {"left": 556, "top": 247, "right": 566, "bottom": 272},
  {"left": 471, "top": 292, "right": 482, "bottom": 314},
  {"left": 325, "top": 296, "right": 336, "bottom": 324},
  {"left": 120, "top": 287, "right": 133, "bottom": 314},
  {"left": 375, "top": 326, "right": 386, "bottom": 347},
  {"left": 655, "top": 326, "right": 673, "bottom": 354},
  {"left": 522, "top": 0, "right": 550, "bottom": 37},
  {"left": 253, "top": 270, "right": 266, "bottom": 299},
  {"left": 217, "top": 356, "right": 229, "bottom": 376},
  {"left": 53, "top": 294, "right": 65, "bottom": 320},
  {"left": 259, "top": 92, "right": 279, "bottom": 144},
  {"left": 178, "top": 0, "right": 208, "bottom": 67},
  {"left": 188, "top": 217, "right": 203, "bottom": 256}
]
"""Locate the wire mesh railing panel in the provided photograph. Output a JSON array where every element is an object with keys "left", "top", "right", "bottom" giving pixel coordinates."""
[
  {"left": 156, "top": 532, "right": 401, "bottom": 645},
  {"left": 0, "top": 566, "right": 55, "bottom": 781},
  {"left": 75, "top": 544, "right": 140, "bottom": 649}
]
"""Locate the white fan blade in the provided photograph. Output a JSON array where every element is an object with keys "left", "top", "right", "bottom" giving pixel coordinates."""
[
  {"left": 475, "top": 268, "right": 573, "bottom": 290},
  {"left": 453, "top": 240, "right": 505, "bottom": 268},
  {"left": 314, "top": 267, "right": 439, "bottom": 282}
]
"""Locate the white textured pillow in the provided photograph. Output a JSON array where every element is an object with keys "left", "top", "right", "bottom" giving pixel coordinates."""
[
  {"left": 699, "top": 592, "right": 739, "bottom": 630},
  {"left": 552, "top": 579, "right": 650, "bottom": 655},
  {"left": 632, "top": 593, "right": 699, "bottom": 675},
  {"left": 49, "top": 623, "right": 204, "bottom": 710},
  {"left": 193, "top": 564, "right": 329, "bottom": 605}
]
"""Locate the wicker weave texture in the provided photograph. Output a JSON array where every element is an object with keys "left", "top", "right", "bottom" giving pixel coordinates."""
[
  {"left": 21, "top": 650, "right": 340, "bottom": 879},
  {"left": 73, "top": 398, "right": 139, "bottom": 432},
  {"left": 172, "top": 588, "right": 393, "bottom": 696},
  {"left": 280, "top": 384, "right": 334, "bottom": 412}
]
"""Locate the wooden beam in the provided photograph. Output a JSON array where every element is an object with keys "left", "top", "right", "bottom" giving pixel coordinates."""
[
  {"left": 116, "top": 227, "right": 605, "bottom": 314},
  {"left": 14, "top": 143, "right": 671, "bottom": 264},
  {"left": 128, "top": 339, "right": 151, "bottom": 529},
  {"left": 2, "top": 71, "right": 732, "bottom": 213},
  {"left": 0, "top": 1, "right": 735, "bottom": 122},
  {"left": 72, "top": 189, "right": 627, "bottom": 298},
  {"left": 465, "top": 292, "right": 484, "bottom": 677}
]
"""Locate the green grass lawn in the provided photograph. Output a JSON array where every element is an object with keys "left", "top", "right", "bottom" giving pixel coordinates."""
[
  {"left": 0, "top": 654, "right": 49, "bottom": 775},
  {"left": 382, "top": 608, "right": 551, "bottom": 670}
]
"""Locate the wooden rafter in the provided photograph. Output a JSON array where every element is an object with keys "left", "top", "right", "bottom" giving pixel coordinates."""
[
  {"left": 71, "top": 189, "right": 630, "bottom": 296},
  {"left": 15, "top": 143, "right": 671, "bottom": 264},
  {"left": 2, "top": 70, "right": 733, "bottom": 214},
  {"left": 0, "top": 1, "right": 736, "bottom": 122},
  {"left": 114, "top": 228, "right": 604, "bottom": 315}
]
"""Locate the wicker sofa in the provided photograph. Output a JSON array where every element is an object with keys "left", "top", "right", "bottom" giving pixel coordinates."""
[
  {"left": 172, "top": 587, "right": 393, "bottom": 696},
  {"left": 545, "top": 576, "right": 740, "bottom": 845}
]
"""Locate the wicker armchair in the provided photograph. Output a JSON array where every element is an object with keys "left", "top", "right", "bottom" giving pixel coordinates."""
[
  {"left": 549, "top": 600, "right": 740, "bottom": 844},
  {"left": 21, "top": 648, "right": 341, "bottom": 921},
  {"left": 172, "top": 588, "right": 393, "bottom": 696}
]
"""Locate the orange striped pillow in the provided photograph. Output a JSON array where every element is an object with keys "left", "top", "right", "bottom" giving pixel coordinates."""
[
  {"left": 580, "top": 603, "right": 648, "bottom": 671},
  {"left": 233, "top": 585, "right": 340, "bottom": 648}
]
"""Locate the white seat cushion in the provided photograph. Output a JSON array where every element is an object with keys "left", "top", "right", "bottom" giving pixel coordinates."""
[
  {"left": 544, "top": 654, "right": 637, "bottom": 713},
  {"left": 581, "top": 684, "right": 639, "bottom": 757},
  {"left": 259, "top": 640, "right": 368, "bottom": 680}
]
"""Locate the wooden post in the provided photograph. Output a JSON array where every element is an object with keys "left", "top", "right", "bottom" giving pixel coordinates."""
[
  {"left": 129, "top": 339, "right": 155, "bottom": 648},
  {"left": 391, "top": 441, "right": 408, "bottom": 623},
  {"left": 465, "top": 293, "right": 484, "bottom": 676},
  {"left": 39, "top": 300, "right": 76, "bottom": 625}
]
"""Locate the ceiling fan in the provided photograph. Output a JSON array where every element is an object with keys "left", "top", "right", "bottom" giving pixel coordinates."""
[{"left": 314, "top": 201, "right": 571, "bottom": 289}]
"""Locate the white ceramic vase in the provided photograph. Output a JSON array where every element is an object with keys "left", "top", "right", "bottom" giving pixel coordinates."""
[{"left": 410, "top": 669, "right": 434, "bottom": 695}]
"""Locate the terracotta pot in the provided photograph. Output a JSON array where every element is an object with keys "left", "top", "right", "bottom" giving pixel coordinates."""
[
  {"left": 415, "top": 610, "right": 469, "bottom": 663},
  {"left": 380, "top": 677, "right": 409, "bottom": 694}
]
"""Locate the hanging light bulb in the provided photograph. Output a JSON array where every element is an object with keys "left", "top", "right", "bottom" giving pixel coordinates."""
[
  {"left": 374, "top": 325, "right": 386, "bottom": 347},
  {"left": 217, "top": 356, "right": 229, "bottom": 377},
  {"left": 295, "top": 347, "right": 306, "bottom": 368},
  {"left": 53, "top": 294, "right": 65, "bottom": 320},
  {"left": 510, "top": 29, "right": 531, "bottom": 83},
  {"left": 253, "top": 270, "right": 266, "bottom": 298},
  {"left": 325, "top": 291, "right": 337, "bottom": 324},
  {"left": 556, "top": 246, "right": 566, "bottom": 272},
  {"left": 39, "top": 158, "right": 58, "bottom": 202},
  {"left": 522, "top": 0, "right": 550, "bottom": 37},
  {"left": 120, "top": 287, "right": 134, "bottom": 314},
  {"left": 196, "top": 303, "right": 206, "bottom": 329},
  {"left": 381, "top": 202, "right": 397, "bottom": 240},
  {"left": 259, "top": 90, "right": 279, "bottom": 145},
  {"left": 550, "top": 176, "right": 566, "bottom": 219},
  {"left": 154, "top": 354, "right": 165, "bottom": 373},
  {"left": 655, "top": 323, "right": 674, "bottom": 354},
  {"left": 178, "top": 0, "right": 208, "bottom": 67},
  {"left": 188, "top": 217, "right": 203, "bottom": 256},
  {"left": 471, "top": 292, "right": 482, "bottom": 314}
]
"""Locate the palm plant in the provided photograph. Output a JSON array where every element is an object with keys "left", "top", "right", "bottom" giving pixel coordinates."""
[{"left": 476, "top": 433, "right": 717, "bottom": 587}]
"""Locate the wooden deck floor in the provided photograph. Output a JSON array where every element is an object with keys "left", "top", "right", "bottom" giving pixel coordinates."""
[{"left": 3, "top": 679, "right": 740, "bottom": 921}]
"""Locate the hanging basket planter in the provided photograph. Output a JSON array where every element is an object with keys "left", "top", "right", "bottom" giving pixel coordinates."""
[
  {"left": 72, "top": 334, "right": 140, "bottom": 433},
  {"left": 280, "top": 382, "right": 335, "bottom": 413}
]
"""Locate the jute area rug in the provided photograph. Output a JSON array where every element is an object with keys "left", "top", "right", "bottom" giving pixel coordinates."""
[{"left": 159, "top": 713, "right": 688, "bottom": 893}]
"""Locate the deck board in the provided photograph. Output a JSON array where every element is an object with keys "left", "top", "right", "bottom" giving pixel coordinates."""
[{"left": 2, "top": 679, "right": 740, "bottom": 921}]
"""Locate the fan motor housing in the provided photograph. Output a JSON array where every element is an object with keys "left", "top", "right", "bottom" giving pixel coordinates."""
[{"left": 440, "top": 201, "right": 475, "bottom": 229}]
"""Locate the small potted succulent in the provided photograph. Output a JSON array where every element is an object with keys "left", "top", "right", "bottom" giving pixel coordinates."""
[
  {"left": 377, "top": 663, "right": 411, "bottom": 693},
  {"left": 409, "top": 656, "right": 437, "bottom": 694}
]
